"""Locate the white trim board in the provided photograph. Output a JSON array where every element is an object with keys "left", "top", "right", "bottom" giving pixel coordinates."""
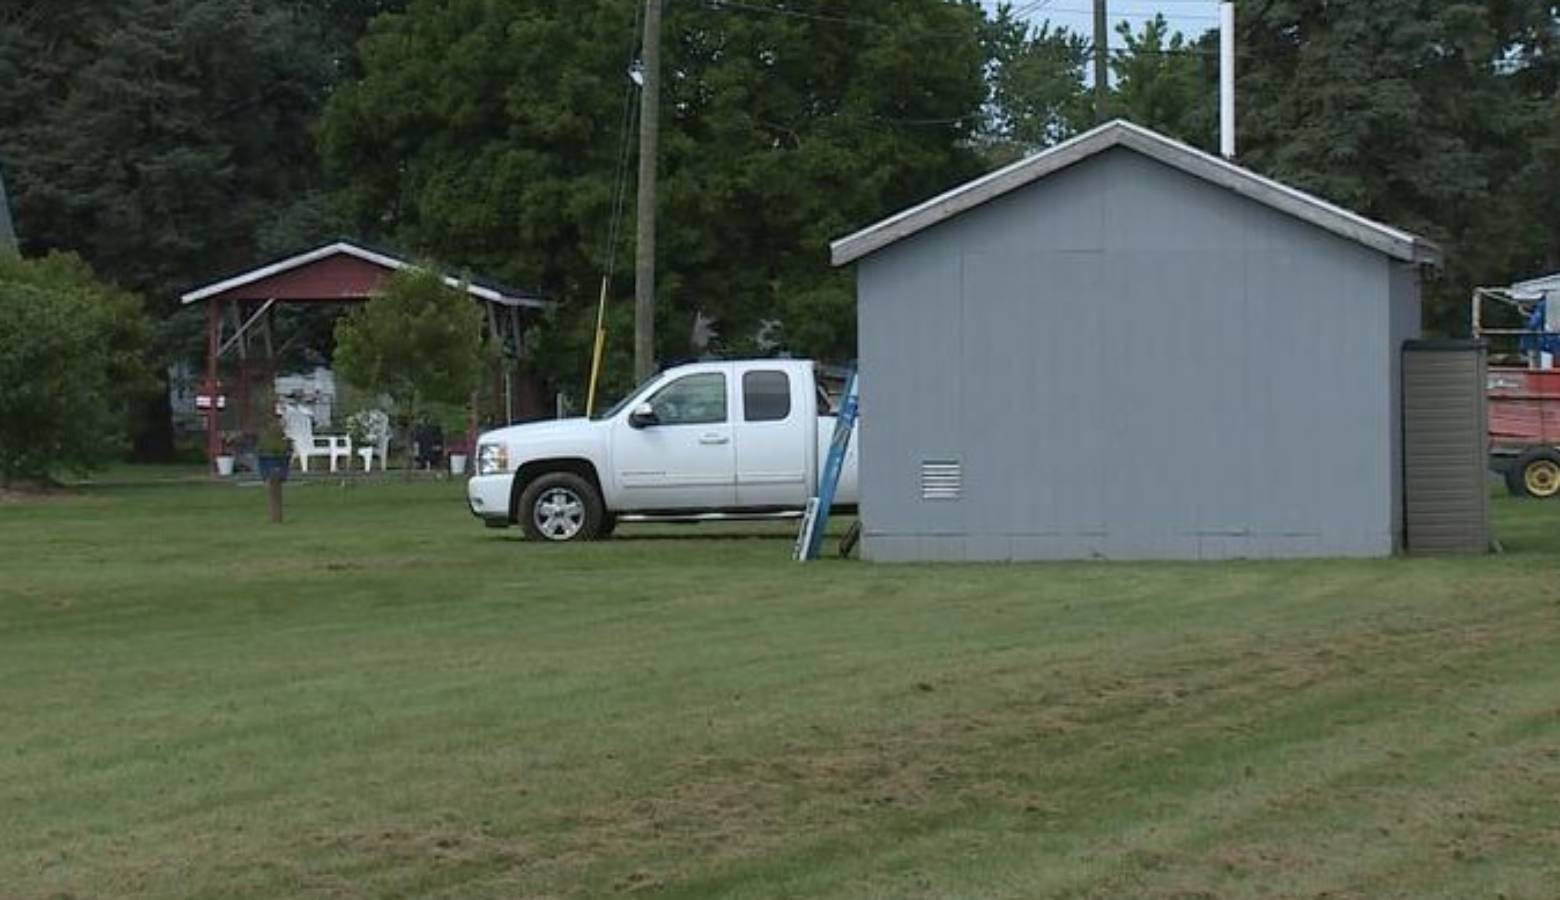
[
  {"left": 1511, "top": 273, "right": 1560, "bottom": 300},
  {"left": 831, "top": 120, "right": 1443, "bottom": 268}
]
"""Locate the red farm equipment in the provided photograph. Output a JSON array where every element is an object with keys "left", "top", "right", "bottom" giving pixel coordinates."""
[{"left": 1472, "top": 278, "right": 1560, "bottom": 498}]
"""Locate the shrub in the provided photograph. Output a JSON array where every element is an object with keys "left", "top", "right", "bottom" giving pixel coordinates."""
[
  {"left": 0, "top": 253, "right": 152, "bottom": 486},
  {"left": 332, "top": 269, "right": 487, "bottom": 442}
]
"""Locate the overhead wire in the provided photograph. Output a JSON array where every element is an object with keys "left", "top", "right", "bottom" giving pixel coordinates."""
[{"left": 587, "top": 0, "right": 648, "bottom": 416}]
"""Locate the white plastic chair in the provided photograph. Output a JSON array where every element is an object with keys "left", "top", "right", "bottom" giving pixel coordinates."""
[{"left": 281, "top": 403, "right": 353, "bottom": 473}]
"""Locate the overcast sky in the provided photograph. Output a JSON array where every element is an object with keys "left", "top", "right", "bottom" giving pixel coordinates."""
[{"left": 980, "top": 0, "right": 1223, "bottom": 45}]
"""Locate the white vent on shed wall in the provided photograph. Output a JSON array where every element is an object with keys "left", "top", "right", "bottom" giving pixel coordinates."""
[{"left": 921, "top": 461, "right": 962, "bottom": 501}]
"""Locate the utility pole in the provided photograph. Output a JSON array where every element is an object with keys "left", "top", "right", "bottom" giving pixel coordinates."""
[
  {"left": 634, "top": 0, "right": 663, "bottom": 382},
  {"left": 1093, "top": 0, "right": 1109, "bottom": 123}
]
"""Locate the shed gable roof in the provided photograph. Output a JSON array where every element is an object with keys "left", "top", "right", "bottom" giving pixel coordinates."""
[
  {"left": 831, "top": 120, "right": 1443, "bottom": 268},
  {"left": 179, "top": 240, "right": 547, "bottom": 309}
]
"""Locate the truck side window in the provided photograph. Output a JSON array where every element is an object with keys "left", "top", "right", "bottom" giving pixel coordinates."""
[
  {"left": 648, "top": 373, "right": 727, "bottom": 425},
  {"left": 743, "top": 371, "right": 791, "bottom": 422}
]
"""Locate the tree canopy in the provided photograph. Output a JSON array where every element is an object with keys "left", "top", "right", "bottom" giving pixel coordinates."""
[
  {"left": 1, "top": 0, "right": 1558, "bottom": 424},
  {"left": 1234, "top": 0, "right": 1559, "bottom": 332},
  {"left": 0, "top": 0, "right": 345, "bottom": 304},
  {"left": 319, "top": 0, "right": 992, "bottom": 394}
]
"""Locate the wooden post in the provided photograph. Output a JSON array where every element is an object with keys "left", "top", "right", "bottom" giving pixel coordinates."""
[
  {"left": 634, "top": 0, "right": 664, "bottom": 382},
  {"left": 205, "top": 299, "right": 221, "bottom": 473},
  {"left": 266, "top": 477, "right": 283, "bottom": 524},
  {"left": 231, "top": 302, "right": 251, "bottom": 436}
]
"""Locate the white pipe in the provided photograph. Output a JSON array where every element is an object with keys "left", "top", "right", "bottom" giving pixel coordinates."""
[{"left": 1220, "top": 2, "right": 1236, "bottom": 159}]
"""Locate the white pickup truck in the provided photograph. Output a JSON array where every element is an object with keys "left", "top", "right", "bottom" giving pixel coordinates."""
[{"left": 466, "top": 359, "right": 858, "bottom": 541}]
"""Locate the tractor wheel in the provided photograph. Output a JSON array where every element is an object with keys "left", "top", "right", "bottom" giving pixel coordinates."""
[{"left": 1512, "top": 448, "right": 1560, "bottom": 499}]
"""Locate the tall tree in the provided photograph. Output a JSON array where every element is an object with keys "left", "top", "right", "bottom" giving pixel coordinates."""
[
  {"left": 1110, "top": 15, "right": 1216, "bottom": 146},
  {"left": 320, "top": 0, "right": 991, "bottom": 398},
  {"left": 1236, "top": 0, "right": 1559, "bottom": 333},
  {"left": 982, "top": 7, "right": 1092, "bottom": 160},
  {"left": 0, "top": 0, "right": 338, "bottom": 302},
  {"left": 0, "top": 0, "right": 385, "bottom": 457}
]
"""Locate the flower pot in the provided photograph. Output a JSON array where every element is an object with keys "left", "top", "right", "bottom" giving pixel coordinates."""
[
  {"left": 448, "top": 453, "right": 468, "bottom": 476},
  {"left": 215, "top": 455, "right": 236, "bottom": 477},
  {"left": 256, "top": 454, "right": 292, "bottom": 483}
]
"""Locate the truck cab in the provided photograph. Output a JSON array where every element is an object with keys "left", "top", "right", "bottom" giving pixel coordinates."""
[{"left": 466, "top": 359, "right": 858, "bottom": 540}]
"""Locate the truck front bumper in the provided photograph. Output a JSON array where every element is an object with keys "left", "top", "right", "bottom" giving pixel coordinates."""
[{"left": 466, "top": 474, "right": 515, "bottom": 526}]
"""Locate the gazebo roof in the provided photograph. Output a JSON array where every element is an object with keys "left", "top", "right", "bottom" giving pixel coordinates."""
[{"left": 179, "top": 240, "right": 546, "bottom": 309}]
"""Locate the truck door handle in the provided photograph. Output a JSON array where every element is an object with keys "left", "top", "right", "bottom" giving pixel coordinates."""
[{"left": 699, "top": 433, "right": 730, "bottom": 445}]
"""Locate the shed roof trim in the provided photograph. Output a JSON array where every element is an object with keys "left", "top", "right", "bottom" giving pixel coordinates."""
[
  {"left": 830, "top": 120, "right": 1443, "bottom": 268},
  {"left": 179, "top": 240, "right": 547, "bottom": 309}
]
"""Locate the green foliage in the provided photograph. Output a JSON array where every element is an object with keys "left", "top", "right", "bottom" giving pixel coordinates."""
[
  {"left": 0, "top": 0, "right": 341, "bottom": 304},
  {"left": 255, "top": 417, "right": 290, "bottom": 457},
  {"left": 332, "top": 269, "right": 487, "bottom": 425},
  {"left": 982, "top": 8, "right": 1092, "bottom": 158},
  {"left": 1110, "top": 15, "right": 1215, "bottom": 146},
  {"left": 320, "top": 0, "right": 991, "bottom": 389},
  {"left": 986, "top": 2, "right": 1560, "bottom": 334},
  {"left": 0, "top": 254, "right": 152, "bottom": 485},
  {"left": 1237, "top": 0, "right": 1560, "bottom": 333}
]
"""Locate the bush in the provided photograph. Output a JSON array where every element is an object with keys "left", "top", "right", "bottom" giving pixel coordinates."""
[
  {"left": 0, "top": 253, "right": 152, "bottom": 486},
  {"left": 332, "top": 268, "right": 487, "bottom": 441}
]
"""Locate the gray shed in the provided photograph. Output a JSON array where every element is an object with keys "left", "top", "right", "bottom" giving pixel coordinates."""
[{"left": 832, "top": 120, "right": 1442, "bottom": 562}]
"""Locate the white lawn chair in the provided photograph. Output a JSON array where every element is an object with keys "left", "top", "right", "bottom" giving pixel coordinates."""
[
  {"left": 281, "top": 403, "right": 352, "bottom": 473},
  {"left": 348, "top": 409, "right": 392, "bottom": 472}
]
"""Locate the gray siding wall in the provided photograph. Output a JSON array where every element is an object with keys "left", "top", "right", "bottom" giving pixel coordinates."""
[{"left": 857, "top": 148, "right": 1415, "bottom": 562}]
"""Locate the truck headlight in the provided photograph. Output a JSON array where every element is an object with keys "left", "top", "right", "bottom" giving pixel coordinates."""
[{"left": 477, "top": 442, "right": 509, "bottom": 475}]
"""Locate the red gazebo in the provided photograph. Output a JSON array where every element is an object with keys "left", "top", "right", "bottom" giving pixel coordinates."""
[{"left": 180, "top": 241, "right": 548, "bottom": 471}]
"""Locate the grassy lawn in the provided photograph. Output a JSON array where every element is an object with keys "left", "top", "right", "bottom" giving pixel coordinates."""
[{"left": 3, "top": 472, "right": 1559, "bottom": 899}]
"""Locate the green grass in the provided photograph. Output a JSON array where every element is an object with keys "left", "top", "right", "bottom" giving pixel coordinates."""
[{"left": 3, "top": 473, "right": 1559, "bottom": 899}]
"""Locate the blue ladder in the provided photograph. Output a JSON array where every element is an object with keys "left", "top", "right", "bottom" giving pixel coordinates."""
[{"left": 794, "top": 370, "right": 859, "bottom": 561}]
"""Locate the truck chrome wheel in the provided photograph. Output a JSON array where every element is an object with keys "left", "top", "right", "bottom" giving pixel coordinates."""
[{"left": 533, "top": 487, "right": 586, "bottom": 539}]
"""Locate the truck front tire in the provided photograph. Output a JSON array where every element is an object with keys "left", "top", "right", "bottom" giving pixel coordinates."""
[{"left": 518, "top": 472, "right": 605, "bottom": 542}]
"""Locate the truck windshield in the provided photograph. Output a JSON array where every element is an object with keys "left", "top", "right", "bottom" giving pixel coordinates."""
[{"left": 593, "top": 374, "right": 661, "bottom": 421}]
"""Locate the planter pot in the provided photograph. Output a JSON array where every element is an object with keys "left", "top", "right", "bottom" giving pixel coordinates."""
[
  {"left": 448, "top": 453, "right": 469, "bottom": 476},
  {"left": 256, "top": 453, "right": 292, "bottom": 483},
  {"left": 215, "top": 455, "right": 236, "bottom": 477}
]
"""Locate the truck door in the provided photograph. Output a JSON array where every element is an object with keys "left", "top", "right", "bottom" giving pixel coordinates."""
[
  {"left": 609, "top": 369, "right": 737, "bottom": 510},
  {"left": 734, "top": 367, "right": 810, "bottom": 507}
]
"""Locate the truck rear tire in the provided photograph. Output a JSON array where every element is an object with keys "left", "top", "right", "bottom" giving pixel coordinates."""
[
  {"left": 1511, "top": 448, "right": 1560, "bottom": 499},
  {"left": 519, "top": 472, "right": 604, "bottom": 542}
]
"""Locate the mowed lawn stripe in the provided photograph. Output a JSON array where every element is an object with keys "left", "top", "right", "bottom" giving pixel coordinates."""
[{"left": 2, "top": 474, "right": 1558, "bottom": 898}]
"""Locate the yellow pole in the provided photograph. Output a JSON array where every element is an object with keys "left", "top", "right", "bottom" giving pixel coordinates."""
[{"left": 585, "top": 275, "right": 610, "bottom": 417}]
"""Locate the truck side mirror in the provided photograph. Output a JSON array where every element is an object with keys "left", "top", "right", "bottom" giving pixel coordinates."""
[{"left": 628, "top": 403, "right": 658, "bottom": 429}]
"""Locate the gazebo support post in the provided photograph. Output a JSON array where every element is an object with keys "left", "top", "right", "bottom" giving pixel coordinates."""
[
  {"left": 231, "top": 302, "right": 252, "bottom": 436},
  {"left": 205, "top": 299, "right": 222, "bottom": 473}
]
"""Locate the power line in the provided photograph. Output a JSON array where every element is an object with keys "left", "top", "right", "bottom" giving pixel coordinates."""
[
  {"left": 701, "top": 0, "right": 897, "bottom": 31},
  {"left": 700, "top": 0, "right": 983, "bottom": 40},
  {"left": 706, "top": 0, "right": 1222, "bottom": 38},
  {"left": 602, "top": 2, "right": 645, "bottom": 283}
]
